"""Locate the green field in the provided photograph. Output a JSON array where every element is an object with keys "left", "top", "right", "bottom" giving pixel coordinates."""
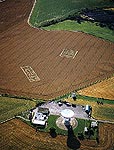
[
  {"left": 93, "top": 105, "right": 114, "bottom": 121},
  {"left": 0, "top": 96, "right": 36, "bottom": 122},
  {"left": 29, "top": 0, "right": 114, "bottom": 27},
  {"left": 43, "top": 20, "right": 114, "bottom": 42}
]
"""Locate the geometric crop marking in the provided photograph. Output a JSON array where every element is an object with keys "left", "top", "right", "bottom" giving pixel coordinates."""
[
  {"left": 60, "top": 48, "right": 78, "bottom": 59},
  {"left": 20, "top": 66, "right": 40, "bottom": 82}
]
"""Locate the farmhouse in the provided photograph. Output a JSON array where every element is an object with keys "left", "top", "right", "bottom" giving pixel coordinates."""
[{"left": 32, "top": 107, "right": 49, "bottom": 126}]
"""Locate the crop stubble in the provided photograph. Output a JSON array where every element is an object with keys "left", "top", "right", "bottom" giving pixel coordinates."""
[
  {"left": 0, "top": 119, "right": 114, "bottom": 150},
  {"left": 78, "top": 76, "right": 114, "bottom": 99},
  {"left": 0, "top": 0, "right": 114, "bottom": 100}
]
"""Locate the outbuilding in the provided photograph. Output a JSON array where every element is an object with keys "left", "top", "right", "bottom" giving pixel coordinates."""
[
  {"left": 38, "top": 107, "right": 49, "bottom": 115},
  {"left": 91, "top": 121, "right": 98, "bottom": 128},
  {"left": 32, "top": 107, "right": 49, "bottom": 127},
  {"left": 85, "top": 105, "right": 91, "bottom": 114},
  {"left": 84, "top": 127, "right": 88, "bottom": 132},
  {"left": 71, "top": 92, "right": 76, "bottom": 100},
  {"left": 32, "top": 119, "right": 46, "bottom": 126}
]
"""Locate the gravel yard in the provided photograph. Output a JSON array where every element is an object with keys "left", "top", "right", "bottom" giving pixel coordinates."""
[{"left": 41, "top": 101, "right": 89, "bottom": 120}]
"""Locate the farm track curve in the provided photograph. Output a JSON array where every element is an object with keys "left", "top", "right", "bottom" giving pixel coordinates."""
[{"left": 0, "top": 0, "right": 114, "bottom": 100}]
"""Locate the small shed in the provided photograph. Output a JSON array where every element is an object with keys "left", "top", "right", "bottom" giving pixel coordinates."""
[
  {"left": 58, "top": 102, "right": 63, "bottom": 106},
  {"left": 91, "top": 121, "right": 98, "bottom": 128},
  {"left": 84, "top": 127, "right": 88, "bottom": 132},
  {"left": 71, "top": 92, "right": 76, "bottom": 100},
  {"left": 85, "top": 105, "right": 91, "bottom": 114}
]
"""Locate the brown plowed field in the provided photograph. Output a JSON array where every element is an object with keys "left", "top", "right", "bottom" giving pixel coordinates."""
[
  {"left": 78, "top": 76, "right": 114, "bottom": 100},
  {"left": 0, "top": 0, "right": 114, "bottom": 100},
  {"left": 0, "top": 119, "right": 114, "bottom": 150}
]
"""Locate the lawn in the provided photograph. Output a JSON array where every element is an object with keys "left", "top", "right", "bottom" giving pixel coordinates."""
[
  {"left": 43, "top": 20, "right": 114, "bottom": 42},
  {"left": 29, "top": 0, "right": 114, "bottom": 27},
  {"left": 0, "top": 96, "right": 36, "bottom": 122},
  {"left": 38, "top": 115, "right": 96, "bottom": 138}
]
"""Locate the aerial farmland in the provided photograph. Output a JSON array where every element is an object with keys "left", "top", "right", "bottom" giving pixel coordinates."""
[{"left": 0, "top": 0, "right": 114, "bottom": 150}]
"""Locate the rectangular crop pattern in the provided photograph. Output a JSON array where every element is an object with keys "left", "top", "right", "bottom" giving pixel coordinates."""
[
  {"left": 60, "top": 49, "right": 78, "bottom": 59},
  {"left": 21, "top": 66, "right": 40, "bottom": 82}
]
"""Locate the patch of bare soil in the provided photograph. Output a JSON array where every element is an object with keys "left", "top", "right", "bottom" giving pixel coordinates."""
[{"left": 0, "top": 0, "right": 34, "bottom": 33}]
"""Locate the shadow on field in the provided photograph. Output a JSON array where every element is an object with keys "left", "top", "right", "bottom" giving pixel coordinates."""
[
  {"left": 67, "top": 125, "right": 81, "bottom": 150},
  {"left": 49, "top": 127, "right": 57, "bottom": 138}
]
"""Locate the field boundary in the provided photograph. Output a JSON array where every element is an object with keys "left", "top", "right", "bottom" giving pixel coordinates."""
[
  {"left": 27, "top": 0, "right": 37, "bottom": 28},
  {"left": 0, "top": 117, "right": 15, "bottom": 124}
]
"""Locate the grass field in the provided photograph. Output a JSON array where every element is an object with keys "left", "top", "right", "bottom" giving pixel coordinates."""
[
  {"left": 29, "top": 0, "right": 114, "bottom": 27},
  {"left": 43, "top": 20, "right": 114, "bottom": 42},
  {"left": 0, "top": 96, "right": 36, "bottom": 122},
  {"left": 63, "top": 97, "right": 114, "bottom": 121}
]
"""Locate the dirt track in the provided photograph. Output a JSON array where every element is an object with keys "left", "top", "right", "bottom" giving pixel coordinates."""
[
  {"left": 0, "top": 0, "right": 114, "bottom": 100},
  {"left": 0, "top": 119, "right": 114, "bottom": 150}
]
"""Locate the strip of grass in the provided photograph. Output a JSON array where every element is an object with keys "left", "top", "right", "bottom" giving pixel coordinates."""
[
  {"left": 29, "top": 0, "right": 114, "bottom": 27},
  {"left": 77, "top": 95, "right": 114, "bottom": 104},
  {"left": 43, "top": 20, "right": 114, "bottom": 42},
  {"left": 0, "top": 96, "right": 36, "bottom": 122}
]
